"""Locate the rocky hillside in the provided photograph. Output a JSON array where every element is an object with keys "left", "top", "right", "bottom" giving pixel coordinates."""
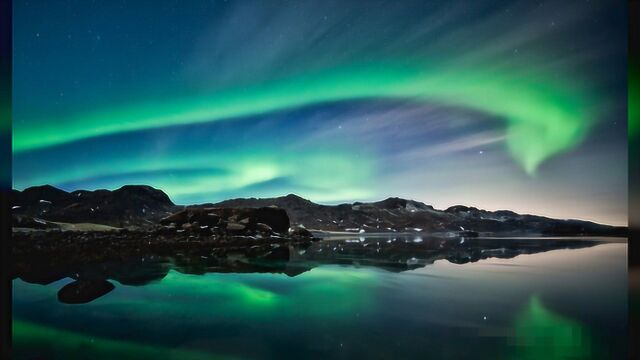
[
  {"left": 12, "top": 185, "right": 626, "bottom": 236},
  {"left": 206, "top": 194, "right": 626, "bottom": 236},
  {"left": 12, "top": 185, "right": 180, "bottom": 227}
]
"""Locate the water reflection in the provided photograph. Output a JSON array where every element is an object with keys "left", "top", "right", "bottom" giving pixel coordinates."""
[
  {"left": 13, "top": 235, "right": 608, "bottom": 304},
  {"left": 511, "top": 296, "right": 593, "bottom": 360},
  {"left": 12, "top": 237, "right": 627, "bottom": 360}
]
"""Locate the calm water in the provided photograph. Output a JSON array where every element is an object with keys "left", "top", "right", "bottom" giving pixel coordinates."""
[{"left": 13, "top": 236, "right": 627, "bottom": 359}]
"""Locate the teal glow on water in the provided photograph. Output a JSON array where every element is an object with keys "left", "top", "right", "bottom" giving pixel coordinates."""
[{"left": 12, "top": 238, "right": 627, "bottom": 359}]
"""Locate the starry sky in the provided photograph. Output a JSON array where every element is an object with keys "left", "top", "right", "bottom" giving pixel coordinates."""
[{"left": 12, "top": 0, "right": 628, "bottom": 225}]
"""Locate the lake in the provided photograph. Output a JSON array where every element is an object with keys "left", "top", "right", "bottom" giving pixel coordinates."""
[{"left": 12, "top": 235, "right": 627, "bottom": 359}]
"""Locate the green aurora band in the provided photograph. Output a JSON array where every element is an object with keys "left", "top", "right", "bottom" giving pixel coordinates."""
[
  {"left": 13, "top": 267, "right": 379, "bottom": 359},
  {"left": 12, "top": 320, "right": 241, "bottom": 360},
  {"left": 98, "top": 267, "right": 378, "bottom": 320},
  {"left": 13, "top": 62, "right": 594, "bottom": 174},
  {"left": 17, "top": 147, "right": 377, "bottom": 203},
  {"left": 511, "top": 296, "right": 594, "bottom": 360}
]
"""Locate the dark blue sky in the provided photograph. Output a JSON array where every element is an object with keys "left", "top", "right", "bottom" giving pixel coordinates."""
[{"left": 12, "top": 0, "right": 628, "bottom": 225}]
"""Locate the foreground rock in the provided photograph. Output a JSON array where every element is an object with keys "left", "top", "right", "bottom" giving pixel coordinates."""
[
  {"left": 57, "top": 279, "right": 115, "bottom": 304},
  {"left": 160, "top": 206, "right": 290, "bottom": 234},
  {"left": 12, "top": 226, "right": 316, "bottom": 265},
  {"left": 12, "top": 205, "right": 316, "bottom": 276}
]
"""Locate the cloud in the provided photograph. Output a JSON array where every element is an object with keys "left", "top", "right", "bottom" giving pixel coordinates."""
[{"left": 397, "top": 131, "right": 506, "bottom": 161}]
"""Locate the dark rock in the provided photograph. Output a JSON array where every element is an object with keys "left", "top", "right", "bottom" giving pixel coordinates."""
[
  {"left": 289, "top": 225, "right": 312, "bottom": 238},
  {"left": 255, "top": 222, "right": 273, "bottom": 235},
  {"left": 57, "top": 279, "right": 115, "bottom": 304},
  {"left": 195, "top": 225, "right": 212, "bottom": 236},
  {"left": 226, "top": 222, "right": 246, "bottom": 232},
  {"left": 252, "top": 207, "right": 290, "bottom": 233},
  {"left": 157, "top": 225, "right": 176, "bottom": 235},
  {"left": 165, "top": 206, "right": 291, "bottom": 234},
  {"left": 190, "top": 205, "right": 293, "bottom": 233},
  {"left": 160, "top": 210, "right": 189, "bottom": 226},
  {"left": 188, "top": 211, "right": 221, "bottom": 227}
]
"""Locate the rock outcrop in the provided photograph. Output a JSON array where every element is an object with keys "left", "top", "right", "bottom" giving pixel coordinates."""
[
  {"left": 57, "top": 279, "right": 115, "bottom": 304},
  {"left": 160, "top": 206, "right": 290, "bottom": 236}
]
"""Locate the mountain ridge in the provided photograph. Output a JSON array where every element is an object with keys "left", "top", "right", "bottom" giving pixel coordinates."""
[{"left": 11, "top": 185, "right": 626, "bottom": 236}]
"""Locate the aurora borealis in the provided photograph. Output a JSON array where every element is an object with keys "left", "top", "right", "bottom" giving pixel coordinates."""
[
  {"left": 12, "top": 0, "right": 628, "bottom": 225},
  {"left": 12, "top": 62, "right": 594, "bottom": 174}
]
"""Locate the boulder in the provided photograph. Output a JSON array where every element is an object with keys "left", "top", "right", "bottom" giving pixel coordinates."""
[
  {"left": 189, "top": 211, "right": 221, "bottom": 227},
  {"left": 57, "top": 279, "right": 115, "bottom": 304},
  {"left": 160, "top": 210, "right": 189, "bottom": 226},
  {"left": 195, "top": 225, "right": 213, "bottom": 236},
  {"left": 226, "top": 222, "right": 246, "bottom": 232},
  {"left": 252, "top": 207, "right": 290, "bottom": 233},
  {"left": 161, "top": 206, "right": 290, "bottom": 234},
  {"left": 289, "top": 225, "right": 313, "bottom": 238},
  {"left": 255, "top": 223, "right": 273, "bottom": 235}
]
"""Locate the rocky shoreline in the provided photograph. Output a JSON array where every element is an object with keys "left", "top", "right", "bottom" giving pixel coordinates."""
[
  {"left": 12, "top": 227, "right": 315, "bottom": 261},
  {"left": 12, "top": 218, "right": 317, "bottom": 304},
  {"left": 12, "top": 205, "right": 318, "bottom": 286},
  {"left": 10, "top": 185, "right": 628, "bottom": 305}
]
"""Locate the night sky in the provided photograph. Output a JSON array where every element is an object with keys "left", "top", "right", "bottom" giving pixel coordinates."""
[{"left": 12, "top": 0, "right": 627, "bottom": 225}]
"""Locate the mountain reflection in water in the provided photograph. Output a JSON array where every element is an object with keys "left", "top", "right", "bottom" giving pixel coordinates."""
[
  {"left": 12, "top": 236, "right": 627, "bottom": 360},
  {"left": 13, "top": 236, "right": 609, "bottom": 304}
]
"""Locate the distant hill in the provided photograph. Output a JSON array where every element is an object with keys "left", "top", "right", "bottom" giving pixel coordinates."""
[
  {"left": 12, "top": 185, "right": 179, "bottom": 227},
  {"left": 204, "top": 194, "right": 625, "bottom": 236},
  {"left": 12, "top": 185, "right": 626, "bottom": 236}
]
